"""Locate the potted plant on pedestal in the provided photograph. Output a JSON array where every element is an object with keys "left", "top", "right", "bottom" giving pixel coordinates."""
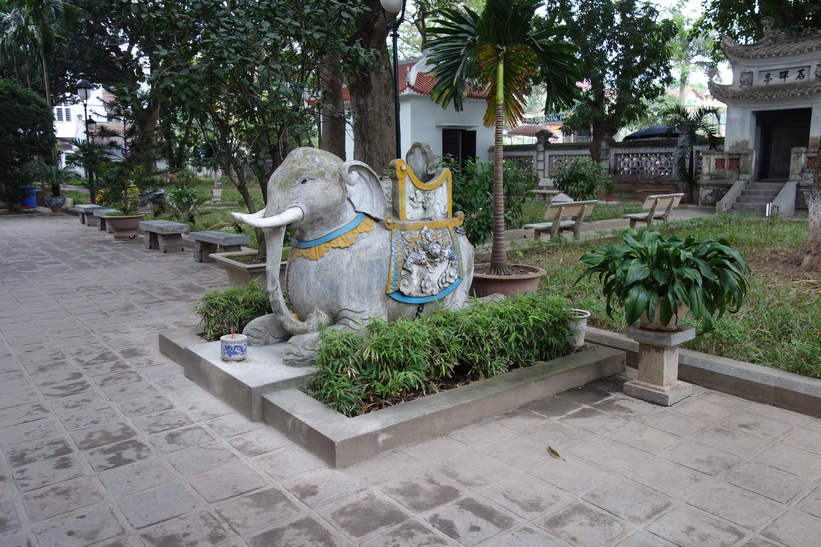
[
  {"left": 98, "top": 164, "right": 149, "bottom": 240},
  {"left": 576, "top": 229, "right": 749, "bottom": 333},
  {"left": 426, "top": 0, "right": 579, "bottom": 296}
]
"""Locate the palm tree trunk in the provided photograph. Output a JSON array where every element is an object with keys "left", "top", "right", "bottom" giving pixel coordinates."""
[{"left": 490, "top": 60, "right": 509, "bottom": 275}]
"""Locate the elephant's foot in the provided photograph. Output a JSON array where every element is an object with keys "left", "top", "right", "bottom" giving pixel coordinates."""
[
  {"left": 283, "top": 332, "right": 321, "bottom": 367},
  {"left": 243, "top": 314, "right": 292, "bottom": 346}
]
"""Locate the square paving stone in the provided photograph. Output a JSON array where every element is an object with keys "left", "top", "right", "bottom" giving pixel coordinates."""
[
  {"left": 215, "top": 487, "right": 305, "bottom": 535},
  {"left": 139, "top": 510, "right": 235, "bottom": 547},
  {"left": 537, "top": 502, "right": 626, "bottom": 546},
  {"left": 0, "top": 418, "right": 61, "bottom": 446},
  {"left": 590, "top": 396, "right": 660, "bottom": 420},
  {"left": 248, "top": 515, "right": 347, "bottom": 547},
  {"left": 0, "top": 498, "right": 20, "bottom": 534},
  {"left": 118, "top": 394, "right": 176, "bottom": 418},
  {"left": 12, "top": 454, "right": 85, "bottom": 492},
  {"left": 529, "top": 455, "right": 616, "bottom": 495},
  {"left": 118, "top": 482, "right": 200, "bottom": 529},
  {"left": 725, "top": 461, "right": 808, "bottom": 503},
  {"left": 0, "top": 389, "right": 39, "bottom": 410},
  {"left": 344, "top": 450, "right": 425, "bottom": 486},
  {"left": 6, "top": 436, "right": 72, "bottom": 468},
  {"left": 482, "top": 526, "right": 566, "bottom": 547},
  {"left": 720, "top": 411, "right": 797, "bottom": 440},
  {"left": 482, "top": 472, "right": 573, "bottom": 519},
  {"left": 380, "top": 472, "right": 463, "bottom": 513},
  {"left": 426, "top": 497, "right": 516, "bottom": 544},
  {"left": 254, "top": 444, "right": 326, "bottom": 482},
  {"left": 761, "top": 509, "right": 821, "bottom": 547},
  {"left": 21, "top": 476, "right": 104, "bottom": 522},
  {"left": 205, "top": 413, "right": 262, "bottom": 438},
  {"left": 796, "top": 485, "right": 821, "bottom": 519},
  {"left": 526, "top": 395, "right": 586, "bottom": 418},
  {"left": 224, "top": 427, "right": 292, "bottom": 457},
  {"left": 70, "top": 421, "right": 136, "bottom": 450},
  {"left": 33, "top": 503, "right": 124, "bottom": 547},
  {"left": 282, "top": 467, "right": 367, "bottom": 509},
  {"left": 98, "top": 458, "right": 177, "bottom": 497},
  {"left": 166, "top": 442, "right": 240, "bottom": 477},
  {"left": 603, "top": 421, "right": 681, "bottom": 455},
  {"left": 359, "top": 519, "right": 456, "bottom": 547},
  {"left": 78, "top": 359, "right": 132, "bottom": 378},
  {"left": 482, "top": 434, "right": 560, "bottom": 470},
  {"left": 782, "top": 427, "right": 821, "bottom": 456},
  {"left": 49, "top": 392, "right": 109, "bottom": 415},
  {"left": 558, "top": 384, "right": 614, "bottom": 405},
  {"left": 628, "top": 458, "right": 711, "bottom": 498},
  {"left": 645, "top": 505, "right": 747, "bottom": 546},
  {"left": 130, "top": 409, "right": 193, "bottom": 434},
  {"left": 147, "top": 425, "right": 218, "bottom": 453},
  {"left": 400, "top": 436, "right": 472, "bottom": 465},
  {"left": 666, "top": 441, "right": 742, "bottom": 476},
  {"left": 188, "top": 462, "right": 268, "bottom": 503},
  {"left": 447, "top": 420, "right": 512, "bottom": 449},
  {"left": 491, "top": 407, "right": 552, "bottom": 430},
  {"left": 667, "top": 397, "right": 740, "bottom": 422},
  {"left": 0, "top": 402, "right": 50, "bottom": 428},
  {"left": 84, "top": 438, "right": 153, "bottom": 471},
  {"left": 691, "top": 426, "right": 770, "bottom": 457},
  {"left": 582, "top": 478, "right": 674, "bottom": 525},
  {"left": 640, "top": 410, "right": 711, "bottom": 438},
  {"left": 435, "top": 451, "right": 516, "bottom": 489},
  {"left": 101, "top": 381, "right": 162, "bottom": 403},
  {"left": 569, "top": 438, "right": 653, "bottom": 474},
  {"left": 615, "top": 531, "right": 679, "bottom": 547},
  {"left": 324, "top": 491, "right": 410, "bottom": 539},
  {"left": 523, "top": 420, "right": 595, "bottom": 449},
  {"left": 688, "top": 482, "right": 783, "bottom": 529},
  {"left": 753, "top": 443, "right": 821, "bottom": 481},
  {"left": 58, "top": 405, "right": 118, "bottom": 431}
]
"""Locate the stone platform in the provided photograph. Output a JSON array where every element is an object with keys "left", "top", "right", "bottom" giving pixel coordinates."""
[{"left": 160, "top": 329, "right": 625, "bottom": 467}]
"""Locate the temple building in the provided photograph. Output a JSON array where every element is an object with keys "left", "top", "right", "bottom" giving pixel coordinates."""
[{"left": 701, "top": 18, "right": 819, "bottom": 214}]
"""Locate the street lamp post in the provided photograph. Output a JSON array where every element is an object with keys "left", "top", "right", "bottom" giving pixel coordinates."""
[
  {"left": 75, "top": 74, "right": 95, "bottom": 193},
  {"left": 380, "top": 0, "right": 406, "bottom": 161}
]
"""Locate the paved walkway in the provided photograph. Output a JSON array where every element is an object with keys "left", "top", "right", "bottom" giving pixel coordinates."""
[{"left": 1, "top": 212, "right": 820, "bottom": 547}]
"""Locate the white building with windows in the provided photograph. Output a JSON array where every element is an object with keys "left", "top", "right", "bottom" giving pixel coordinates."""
[{"left": 53, "top": 87, "right": 107, "bottom": 170}]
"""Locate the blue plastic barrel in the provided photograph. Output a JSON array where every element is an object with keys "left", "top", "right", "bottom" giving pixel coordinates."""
[{"left": 19, "top": 186, "right": 37, "bottom": 208}]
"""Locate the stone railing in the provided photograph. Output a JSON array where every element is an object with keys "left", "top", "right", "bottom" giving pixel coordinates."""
[
  {"left": 790, "top": 147, "right": 817, "bottom": 183},
  {"left": 700, "top": 150, "right": 753, "bottom": 181}
]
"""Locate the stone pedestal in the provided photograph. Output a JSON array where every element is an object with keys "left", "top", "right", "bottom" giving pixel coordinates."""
[{"left": 623, "top": 325, "right": 695, "bottom": 406}]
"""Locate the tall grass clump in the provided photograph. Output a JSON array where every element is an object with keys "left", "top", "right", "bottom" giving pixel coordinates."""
[
  {"left": 193, "top": 283, "right": 272, "bottom": 341},
  {"left": 307, "top": 293, "right": 573, "bottom": 417}
]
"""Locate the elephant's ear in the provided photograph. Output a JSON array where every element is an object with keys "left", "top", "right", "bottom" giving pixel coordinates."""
[{"left": 341, "top": 161, "right": 387, "bottom": 220}]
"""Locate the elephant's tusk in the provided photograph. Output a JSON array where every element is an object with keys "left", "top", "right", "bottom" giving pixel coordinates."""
[{"left": 232, "top": 207, "right": 304, "bottom": 228}]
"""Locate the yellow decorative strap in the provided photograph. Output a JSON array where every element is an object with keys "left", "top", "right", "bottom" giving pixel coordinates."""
[{"left": 290, "top": 216, "right": 375, "bottom": 260}]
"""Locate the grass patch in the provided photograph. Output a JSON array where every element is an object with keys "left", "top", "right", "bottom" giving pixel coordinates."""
[{"left": 522, "top": 214, "right": 820, "bottom": 378}]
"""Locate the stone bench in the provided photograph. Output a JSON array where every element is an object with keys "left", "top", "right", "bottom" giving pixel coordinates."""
[
  {"left": 75, "top": 204, "right": 102, "bottom": 226},
  {"left": 140, "top": 220, "right": 189, "bottom": 253},
  {"left": 622, "top": 193, "right": 684, "bottom": 228},
  {"left": 530, "top": 178, "right": 560, "bottom": 200},
  {"left": 523, "top": 199, "right": 597, "bottom": 241},
  {"left": 92, "top": 209, "right": 121, "bottom": 233},
  {"left": 188, "top": 231, "right": 251, "bottom": 262}
]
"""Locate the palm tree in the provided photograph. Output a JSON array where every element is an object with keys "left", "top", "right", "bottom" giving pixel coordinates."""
[
  {"left": 662, "top": 104, "right": 720, "bottom": 202},
  {"left": 426, "top": 0, "right": 579, "bottom": 274}
]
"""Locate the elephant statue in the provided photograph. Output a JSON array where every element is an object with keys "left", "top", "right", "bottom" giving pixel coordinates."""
[{"left": 232, "top": 146, "right": 474, "bottom": 366}]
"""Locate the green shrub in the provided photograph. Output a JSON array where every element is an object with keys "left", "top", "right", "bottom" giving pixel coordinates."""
[
  {"left": 447, "top": 157, "right": 532, "bottom": 245},
  {"left": 192, "top": 284, "right": 272, "bottom": 341},
  {"left": 307, "top": 293, "right": 573, "bottom": 417},
  {"left": 553, "top": 157, "right": 612, "bottom": 201}
]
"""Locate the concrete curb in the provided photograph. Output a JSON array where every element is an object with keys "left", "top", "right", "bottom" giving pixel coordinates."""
[{"left": 586, "top": 326, "right": 821, "bottom": 418}]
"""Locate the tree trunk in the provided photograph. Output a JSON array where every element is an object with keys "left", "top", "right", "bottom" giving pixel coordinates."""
[
  {"left": 319, "top": 53, "right": 346, "bottom": 159},
  {"left": 590, "top": 122, "right": 604, "bottom": 163},
  {"left": 348, "top": 0, "right": 395, "bottom": 173},
  {"left": 490, "top": 60, "right": 509, "bottom": 275},
  {"left": 801, "top": 143, "right": 821, "bottom": 271}
]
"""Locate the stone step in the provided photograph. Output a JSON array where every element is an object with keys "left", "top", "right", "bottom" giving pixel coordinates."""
[
  {"left": 739, "top": 190, "right": 780, "bottom": 199},
  {"left": 736, "top": 196, "right": 776, "bottom": 204},
  {"left": 730, "top": 202, "right": 767, "bottom": 213}
]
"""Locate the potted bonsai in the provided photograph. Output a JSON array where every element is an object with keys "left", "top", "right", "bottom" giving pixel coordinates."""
[
  {"left": 99, "top": 164, "right": 148, "bottom": 240},
  {"left": 576, "top": 230, "right": 749, "bottom": 333},
  {"left": 426, "top": 0, "right": 579, "bottom": 296}
]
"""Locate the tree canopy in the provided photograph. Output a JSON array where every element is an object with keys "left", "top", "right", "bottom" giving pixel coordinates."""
[{"left": 546, "top": 0, "right": 675, "bottom": 162}]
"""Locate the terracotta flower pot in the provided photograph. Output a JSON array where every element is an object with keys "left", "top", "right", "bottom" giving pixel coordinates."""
[
  {"left": 639, "top": 302, "right": 689, "bottom": 331},
  {"left": 105, "top": 214, "right": 144, "bottom": 240},
  {"left": 470, "top": 264, "right": 547, "bottom": 297}
]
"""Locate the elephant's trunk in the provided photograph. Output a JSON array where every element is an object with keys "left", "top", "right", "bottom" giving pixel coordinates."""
[{"left": 264, "top": 225, "right": 327, "bottom": 336}]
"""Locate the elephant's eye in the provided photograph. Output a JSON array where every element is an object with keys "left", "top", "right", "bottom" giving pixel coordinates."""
[{"left": 299, "top": 177, "right": 310, "bottom": 185}]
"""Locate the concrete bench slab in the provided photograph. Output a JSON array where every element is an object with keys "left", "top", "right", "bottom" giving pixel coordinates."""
[
  {"left": 74, "top": 204, "right": 102, "bottom": 225},
  {"left": 140, "top": 220, "right": 189, "bottom": 253},
  {"left": 524, "top": 199, "right": 597, "bottom": 240},
  {"left": 92, "top": 209, "right": 121, "bottom": 233},
  {"left": 188, "top": 230, "right": 251, "bottom": 262},
  {"left": 623, "top": 193, "right": 684, "bottom": 228}
]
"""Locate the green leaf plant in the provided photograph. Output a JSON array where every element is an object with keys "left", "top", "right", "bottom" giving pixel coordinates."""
[{"left": 576, "top": 229, "right": 749, "bottom": 333}]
